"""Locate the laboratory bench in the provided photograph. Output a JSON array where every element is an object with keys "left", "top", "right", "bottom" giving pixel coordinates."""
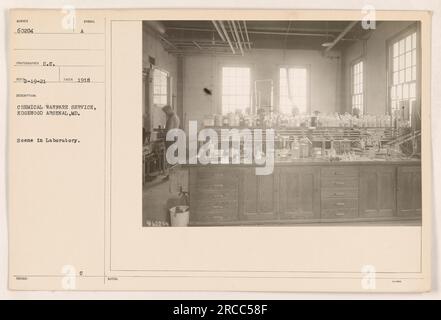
[{"left": 186, "top": 159, "right": 422, "bottom": 226}]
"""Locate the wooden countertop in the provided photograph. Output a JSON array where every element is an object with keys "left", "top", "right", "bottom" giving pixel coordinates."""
[{"left": 182, "top": 158, "right": 421, "bottom": 167}]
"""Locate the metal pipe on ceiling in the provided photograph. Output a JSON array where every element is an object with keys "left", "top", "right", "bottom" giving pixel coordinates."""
[
  {"left": 159, "top": 36, "right": 177, "bottom": 49},
  {"left": 248, "top": 30, "right": 335, "bottom": 37},
  {"left": 166, "top": 49, "right": 240, "bottom": 56},
  {"left": 226, "top": 21, "right": 238, "bottom": 48},
  {"left": 172, "top": 42, "right": 251, "bottom": 48},
  {"left": 218, "top": 21, "right": 236, "bottom": 54},
  {"left": 236, "top": 26, "right": 348, "bottom": 33},
  {"left": 166, "top": 26, "right": 338, "bottom": 38},
  {"left": 243, "top": 21, "right": 251, "bottom": 49},
  {"left": 171, "top": 39, "right": 252, "bottom": 45},
  {"left": 144, "top": 21, "right": 177, "bottom": 49},
  {"left": 145, "top": 21, "right": 167, "bottom": 35},
  {"left": 324, "top": 21, "right": 358, "bottom": 52},
  {"left": 192, "top": 41, "right": 202, "bottom": 50},
  {"left": 230, "top": 21, "right": 244, "bottom": 56},
  {"left": 236, "top": 21, "right": 247, "bottom": 50},
  {"left": 211, "top": 21, "right": 226, "bottom": 42}
]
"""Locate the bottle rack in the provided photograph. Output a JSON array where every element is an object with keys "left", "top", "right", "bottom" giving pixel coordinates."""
[{"left": 202, "top": 126, "right": 397, "bottom": 143}]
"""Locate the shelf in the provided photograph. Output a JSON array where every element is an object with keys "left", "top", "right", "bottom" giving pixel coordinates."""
[{"left": 201, "top": 126, "right": 398, "bottom": 142}]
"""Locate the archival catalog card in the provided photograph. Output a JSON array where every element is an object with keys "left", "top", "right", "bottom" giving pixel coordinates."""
[{"left": 8, "top": 8, "right": 432, "bottom": 292}]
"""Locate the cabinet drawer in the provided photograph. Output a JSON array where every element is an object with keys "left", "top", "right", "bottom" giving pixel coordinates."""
[
  {"left": 321, "top": 208, "right": 358, "bottom": 219},
  {"left": 190, "top": 168, "right": 238, "bottom": 188},
  {"left": 321, "top": 189, "right": 358, "bottom": 199},
  {"left": 321, "top": 167, "right": 359, "bottom": 177},
  {"left": 397, "top": 208, "right": 421, "bottom": 217},
  {"left": 192, "top": 209, "right": 237, "bottom": 221},
  {"left": 193, "top": 180, "right": 238, "bottom": 190},
  {"left": 322, "top": 199, "right": 358, "bottom": 209},
  {"left": 242, "top": 211, "right": 277, "bottom": 221},
  {"left": 321, "top": 178, "right": 358, "bottom": 188},
  {"left": 193, "top": 214, "right": 235, "bottom": 223},
  {"left": 360, "top": 208, "right": 395, "bottom": 218},
  {"left": 194, "top": 169, "right": 237, "bottom": 180},
  {"left": 192, "top": 201, "right": 238, "bottom": 214},
  {"left": 191, "top": 189, "right": 237, "bottom": 201}
]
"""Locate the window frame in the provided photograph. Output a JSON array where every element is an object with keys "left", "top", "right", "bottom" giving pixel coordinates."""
[
  {"left": 386, "top": 23, "right": 420, "bottom": 117},
  {"left": 277, "top": 65, "right": 311, "bottom": 115},
  {"left": 152, "top": 66, "right": 170, "bottom": 107},
  {"left": 220, "top": 65, "right": 252, "bottom": 115},
  {"left": 350, "top": 58, "right": 365, "bottom": 115}
]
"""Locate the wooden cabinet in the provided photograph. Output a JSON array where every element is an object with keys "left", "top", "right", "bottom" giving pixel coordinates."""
[
  {"left": 188, "top": 163, "right": 421, "bottom": 225},
  {"left": 240, "top": 168, "right": 278, "bottom": 220},
  {"left": 321, "top": 166, "right": 359, "bottom": 220},
  {"left": 359, "top": 166, "right": 396, "bottom": 218},
  {"left": 278, "top": 167, "right": 320, "bottom": 220},
  {"left": 397, "top": 166, "right": 422, "bottom": 217},
  {"left": 189, "top": 167, "right": 239, "bottom": 223}
]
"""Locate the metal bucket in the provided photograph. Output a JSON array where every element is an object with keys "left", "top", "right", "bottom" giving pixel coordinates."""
[{"left": 169, "top": 205, "right": 190, "bottom": 227}]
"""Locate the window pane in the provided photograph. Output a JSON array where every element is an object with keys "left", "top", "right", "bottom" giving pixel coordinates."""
[
  {"left": 222, "top": 67, "right": 250, "bottom": 114},
  {"left": 399, "top": 70, "right": 405, "bottom": 83},
  {"left": 393, "top": 42, "right": 399, "bottom": 57},
  {"left": 396, "top": 84, "right": 402, "bottom": 99},
  {"left": 406, "top": 52, "right": 411, "bottom": 68},
  {"left": 153, "top": 69, "right": 168, "bottom": 106},
  {"left": 399, "top": 55, "right": 404, "bottom": 70},
  {"left": 406, "top": 68, "right": 412, "bottom": 82},
  {"left": 399, "top": 39, "right": 405, "bottom": 54},
  {"left": 393, "top": 71, "right": 398, "bottom": 85},
  {"left": 403, "top": 83, "right": 409, "bottom": 99},
  {"left": 406, "top": 35, "right": 412, "bottom": 52},
  {"left": 279, "top": 67, "right": 308, "bottom": 114},
  {"left": 351, "top": 61, "right": 364, "bottom": 114},
  {"left": 410, "top": 83, "right": 416, "bottom": 98}
]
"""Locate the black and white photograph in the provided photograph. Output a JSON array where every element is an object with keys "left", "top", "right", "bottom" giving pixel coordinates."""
[
  {"left": 142, "top": 19, "right": 422, "bottom": 227},
  {"left": 5, "top": 2, "right": 438, "bottom": 296}
]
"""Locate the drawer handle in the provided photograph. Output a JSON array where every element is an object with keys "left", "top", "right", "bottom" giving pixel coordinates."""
[
  {"left": 212, "top": 205, "right": 224, "bottom": 209},
  {"left": 213, "top": 194, "right": 225, "bottom": 198},
  {"left": 334, "top": 182, "right": 345, "bottom": 185},
  {"left": 335, "top": 202, "right": 345, "bottom": 206},
  {"left": 212, "top": 184, "right": 224, "bottom": 188},
  {"left": 335, "top": 212, "right": 345, "bottom": 216},
  {"left": 334, "top": 172, "right": 345, "bottom": 175},
  {"left": 334, "top": 192, "right": 345, "bottom": 196}
]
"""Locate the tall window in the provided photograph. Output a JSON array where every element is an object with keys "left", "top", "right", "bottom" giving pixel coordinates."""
[
  {"left": 153, "top": 68, "right": 169, "bottom": 106},
  {"left": 389, "top": 30, "right": 417, "bottom": 116},
  {"left": 222, "top": 67, "right": 251, "bottom": 114},
  {"left": 351, "top": 60, "right": 364, "bottom": 115},
  {"left": 279, "top": 67, "right": 308, "bottom": 114}
]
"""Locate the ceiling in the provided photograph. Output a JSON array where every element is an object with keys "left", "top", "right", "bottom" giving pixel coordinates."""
[{"left": 143, "top": 20, "right": 376, "bottom": 55}]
